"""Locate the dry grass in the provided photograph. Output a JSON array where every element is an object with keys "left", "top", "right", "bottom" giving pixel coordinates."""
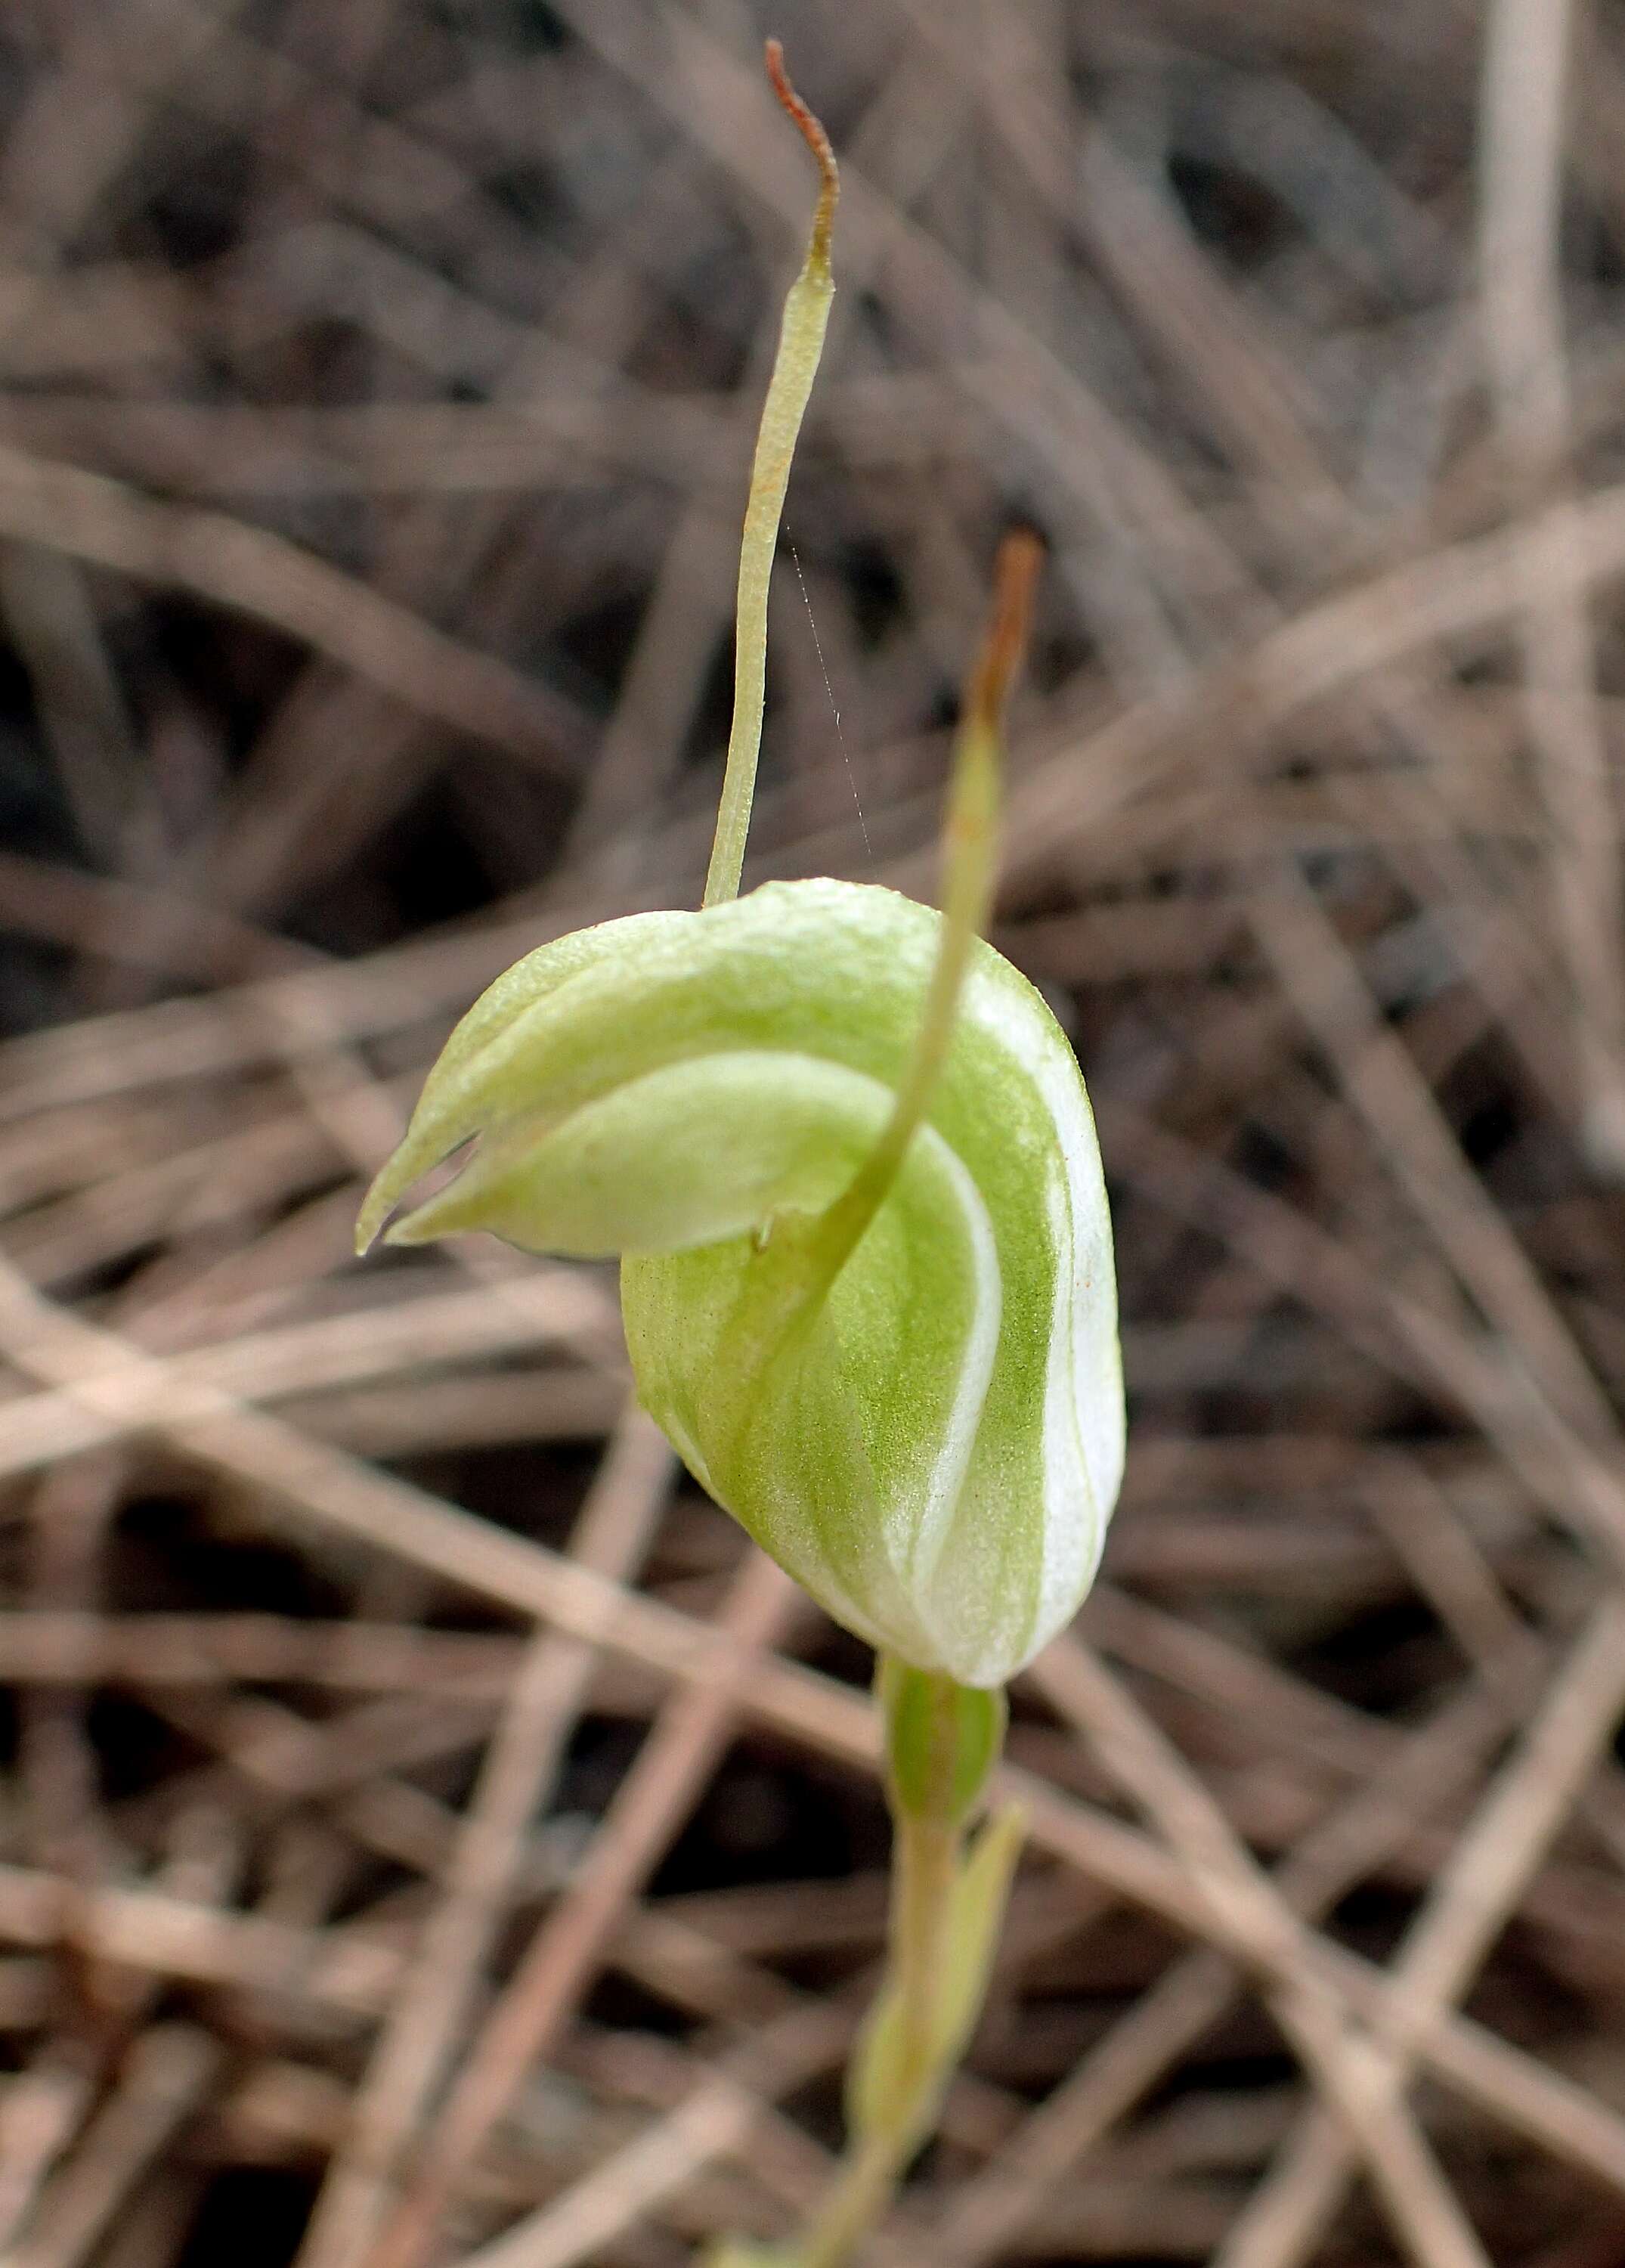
[{"left": 2, "top": 2, "right": 1625, "bottom": 2263}]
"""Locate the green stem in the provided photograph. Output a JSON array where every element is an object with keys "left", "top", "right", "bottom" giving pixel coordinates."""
[
  {"left": 795, "top": 2130, "right": 898, "bottom": 2268},
  {"left": 793, "top": 1666, "right": 989, "bottom": 2268},
  {"left": 890, "top": 1808, "right": 959, "bottom": 2109},
  {"left": 797, "top": 1819, "right": 958, "bottom": 2268},
  {"left": 703, "top": 44, "right": 837, "bottom": 912}
]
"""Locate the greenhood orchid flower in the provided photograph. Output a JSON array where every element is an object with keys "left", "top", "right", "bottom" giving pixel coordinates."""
[
  {"left": 354, "top": 40, "right": 1123, "bottom": 1690},
  {"left": 355, "top": 874, "right": 1122, "bottom": 1685}
]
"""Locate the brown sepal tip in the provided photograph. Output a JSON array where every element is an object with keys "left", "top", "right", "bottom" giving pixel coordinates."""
[
  {"left": 967, "top": 529, "right": 1045, "bottom": 734},
  {"left": 765, "top": 39, "right": 838, "bottom": 265}
]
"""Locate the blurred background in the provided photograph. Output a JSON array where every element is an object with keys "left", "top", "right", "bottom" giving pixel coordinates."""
[{"left": 3, "top": 1, "right": 1625, "bottom": 2263}]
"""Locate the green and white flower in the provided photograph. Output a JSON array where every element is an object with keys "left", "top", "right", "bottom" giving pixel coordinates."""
[{"left": 356, "top": 876, "right": 1122, "bottom": 1687}]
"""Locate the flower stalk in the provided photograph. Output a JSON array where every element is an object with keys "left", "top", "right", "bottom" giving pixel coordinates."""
[{"left": 788, "top": 1666, "right": 1020, "bottom": 2268}]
